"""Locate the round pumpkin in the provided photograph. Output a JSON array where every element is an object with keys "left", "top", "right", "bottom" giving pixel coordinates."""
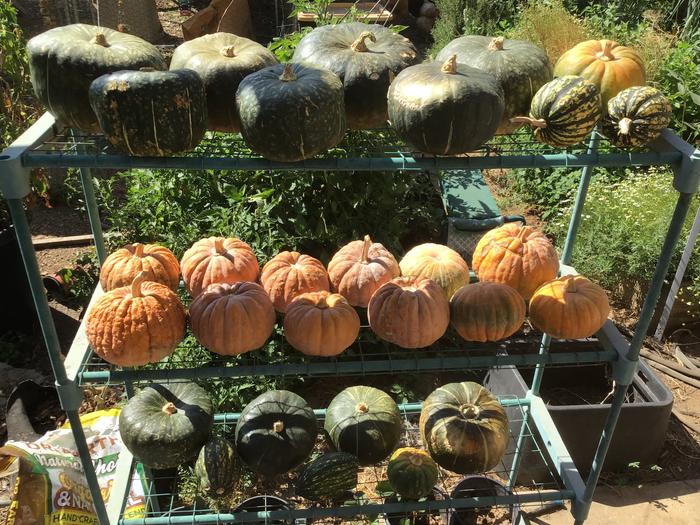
[
  {"left": 388, "top": 55, "right": 504, "bottom": 154},
  {"left": 195, "top": 435, "right": 238, "bottom": 497},
  {"left": 260, "top": 251, "right": 330, "bottom": 313},
  {"left": 284, "top": 291, "right": 360, "bottom": 357},
  {"left": 189, "top": 281, "right": 276, "bottom": 356},
  {"left": 602, "top": 86, "right": 671, "bottom": 148},
  {"left": 99, "top": 243, "right": 180, "bottom": 292},
  {"left": 119, "top": 382, "right": 213, "bottom": 469},
  {"left": 529, "top": 275, "right": 610, "bottom": 339},
  {"left": 235, "top": 390, "right": 318, "bottom": 476},
  {"left": 292, "top": 22, "right": 418, "bottom": 129},
  {"left": 324, "top": 385, "right": 402, "bottom": 465},
  {"left": 419, "top": 382, "right": 509, "bottom": 474},
  {"left": 296, "top": 452, "right": 359, "bottom": 501},
  {"left": 170, "top": 32, "right": 278, "bottom": 132},
  {"left": 181, "top": 237, "right": 260, "bottom": 298},
  {"left": 236, "top": 63, "right": 346, "bottom": 162},
  {"left": 89, "top": 68, "right": 207, "bottom": 156},
  {"left": 387, "top": 447, "right": 439, "bottom": 500},
  {"left": 86, "top": 272, "right": 185, "bottom": 366},
  {"left": 399, "top": 243, "right": 469, "bottom": 300},
  {"left": 435, "top": 35, "right": 552, "bottom": 133},
  {"left": 554, "top": 39, "right": 645, "bottom": 105},
  {"left": 27, "top": 24, "right": 166, "bottom": 132},
  {"left": 368, "top": 276, "right": 450, "bottom": 348},
  {"left": 450, "top": 282, "right": 525, "bottom": 342},
  {"left": 472, "top": 223, "right": 559, "bottom": 300},
  {"left": 327, "top": 235, "right": 400, "bottom": 308}
]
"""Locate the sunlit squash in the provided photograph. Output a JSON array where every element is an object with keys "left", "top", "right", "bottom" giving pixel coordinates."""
[
  {"left": 450, "top": 282, "right": 525, "bottom": 342},
  {"left": 399, "top": 243, "right": 469, "bottom": 299},
  {"left": 99, "top": 242, "right": 180, "bottom": 292},
  {"left": 387, "top": 447, "right": 439, "bottom": 500},
  {"left": 260, "top": 251, "right": 330, "bottom": 313},
  {"left": 602, "top": 86, "right": 671, "bottom": 148}
]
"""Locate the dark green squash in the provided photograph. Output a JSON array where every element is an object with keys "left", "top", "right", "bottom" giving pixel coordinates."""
[
  {"left": 119, "top": 382, "right": 214, "bottom": 469},
  {"left": 194, "top": 435, "right": 238, "bottom": 497},
  {"left": 436, "top": 36, "right": 551, "bottom": 134},
  {"left": 89, "top": 68, "right": 207, "bottom": 156},
  {"left": 296, "top": 452, "right": 359, "bottom": 501},
  {"left": 419, "top": 382, "right": 508, "bottom": 474},
  {"left": 235, "top": 390, "right": 318, "bottom": 476},
  {"left": 387, "top": 447, "right": 439, "bottom": 500},
  {"left": 324, "top": 385, "right": 402, "bottom": 465},
  {"left": 27, "top": 24, "right": 166, "bottom": 132},
  {"left": 387, "top": 55, "right": 504, "bottom": 155},
  {"left": 170, "top": 32, "right": 278, "bottom": 132},
  {"left": 236, "top": 63, "right": 346, "bottom": 162},
  {"left": 292, "top": 22, "right": 418, "bottom": 129},
  {"left": 602, "top": 86, "right": 671, "bottom": 148}
]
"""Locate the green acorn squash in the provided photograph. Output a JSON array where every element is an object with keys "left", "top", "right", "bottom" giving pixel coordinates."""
[
  {"left": 387, "top": 447, "right": 439, "bottom": 500},
  {"left": 296, "top": 452, "right": 359, "bottom": 501},
  {"left": 195, "top": 435, "right": 238, "bottom": 497},
  {"left": 602, "top": 86, "right": 671, "bottom": 148}
]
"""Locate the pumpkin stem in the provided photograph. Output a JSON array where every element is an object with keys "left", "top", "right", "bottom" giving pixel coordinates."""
[
  {"left": 316, "top": 293, "right": 329, "bottom": 309},
  {"left": 350, "top": 31, "right": 376, "bottom": 52},
  {"left": 162, "top": 402, "right": 177, "bottom": 415},
  {"left": 279, "top": 63, "right": 297, "bottom": 82},
  {"left": 213, "top": 237, "right": 226, "bottom": 254},
  {"left": 133, "top": 243, "right": 145, "bottom": 257},
  {"left": 564, "top": 276, "right": 578, "bottom": 293},
  {"left": 618, "top": 117, "right": 633, "bottom": 135},
  {"left": 408, "top": 455, "right": 425, "bottom": 466},
  {"left": 596, "top": 40, "right": 615, "bottom": 61},
  {"left": 441, "top": 55, "right": 458, "bottom": 74},
  {"left": 517, "top": 226, "right": 532, "bottom": 241},
  {"left": 90, "top": 32, "right": 109, "bottom": 47},
  {"left": 488, "top": 36, "right": 505, "bottom": 51},
  {"left": 509, "top": 116, "right": 548, "bottom": 129},
  {"left": 356, "top": 402, "right": 369, "bottom": 414},
  {"left": 273, "top": 421, "right": 285, "bottom": 433},
  {"left": 220, "top": 45, "right": 236, "bottom": 58},
  {"left": 130, "top": 271, "right": 148, "bottom": 298},
  {"left": 460, "top": 404, "right": 480, "bottom": 419},
  {"left": 361, "top": 235, "right": 372, "bottom": 263}
]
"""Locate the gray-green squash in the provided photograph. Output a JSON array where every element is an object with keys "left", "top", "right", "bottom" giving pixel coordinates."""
[{"left": 194, "top": 435, "right": 238, "bottom": 497}]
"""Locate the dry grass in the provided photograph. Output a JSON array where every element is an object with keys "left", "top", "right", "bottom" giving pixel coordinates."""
[{"left": 632, "top": 21, "right": 676, "bottom": 81}]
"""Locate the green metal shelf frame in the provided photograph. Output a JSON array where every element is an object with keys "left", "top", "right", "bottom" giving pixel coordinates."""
[{"left": 1, "top": 112, "right": 699, "bottom": 525}]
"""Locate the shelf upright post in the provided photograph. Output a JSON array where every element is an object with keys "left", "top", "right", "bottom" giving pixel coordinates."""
[{"left": 73, "top": 132, "right": 107, "bottom": 264}]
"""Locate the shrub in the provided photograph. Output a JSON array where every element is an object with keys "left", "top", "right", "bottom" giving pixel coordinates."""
[{"left": 429, "top": 0, "right": 468, "bottom": 56}]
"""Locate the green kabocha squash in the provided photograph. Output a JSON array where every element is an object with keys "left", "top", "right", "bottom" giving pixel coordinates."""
[
  {"left": 602, "top": 86, "right": 671, "bottom": 148},
  {"left": 195, "top": 435, "right": 237, "bottom": 497},
  {"left": 27, "top": 24, "right": 166, "bottom": 132},
  {"left": 297, "top": 452, "right": 359, "bottom": 501},
  {"left": 236, "top": 63, "right": 346, "bottom": 162},
  {"left": 235, "top": 390, "right": 318, "bottom": 476},
  {"left": 170, "top": 32, "right": 278, "bottom": 132},
  {"left": 324, "top": 385, "right": 402, "bottom": 465},
  {"left": 387, "top": 447, "right": 439, "bottom": 500},
  {"left": 436, "top": 36, "right": 552, "bottom": 134},
  {"left": 292, "top": 22, "right": 418, "bottom": 129},
  {"left": 512, "top": 75, "right": 602, "bottom": 148},
  {"left": 387, "top": 55, "right": 504, "bottom": 155},
  {"left": 419, "top": 382, "right": 509, "bottom": 474},
  {"left": 119, "top": 382, "right": 214, "bottom": 469},
  {"left": 89, "top": 68, "right": 207, "bottom": 156}
]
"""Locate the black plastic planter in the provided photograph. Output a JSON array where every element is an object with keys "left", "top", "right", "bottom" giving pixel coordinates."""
[
  {"left": 0, "top": 226, "right": 35, "bottom": 334},
  {"left": 233, "top": 495, "right": 293, "bottom": 524}
]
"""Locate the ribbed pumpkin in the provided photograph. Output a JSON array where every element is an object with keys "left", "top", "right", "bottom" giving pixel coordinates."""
[
  {"left": 512, "top": 76, "right": 602, "bottom": 148},
  {"left": 180, "top": 237, "right": 260, "bottom": 298},
  {"left": 189, "top": 282, "right": 276, "bottom": 356},
  {"left": 368, "top": 276, "right": 450, "bottom": 348},
  {"left": 419, "top": 382, "right": 509, "bottom": 474},
  {"left": 387, "top": 55, "right": 504, "bottom": 154},
  {"left": 399, "top": 243, "right": 469, "bottom": 300},
  {"left": 284, "top": 291, "right": 360, "bottom": 357},
  {"left": 472, "top": 223, "right": 559, "bottom": 300},
  {"left": 260, "top": 251, "right": 330, "bottom": 313},
  {"left": 387, "top": 447, "right": 439, "bottom": 500},
  {"left": 86, "top": 272, "right": 185, "bottom": 366},
  {"left": 553, "top": 39, "right": 646, "bottom": 105},
  {"left": 450, "top": 283, "right": 525, "bottom": 342},
  {"left": 602, "top": 86, "right": 671, "bottom": 148},
  {"left": 325, "top": 385, "right": 402, "bottom": 465},
  {"left": 529, "top": 275, "right": 610, "bottom": 339},
  {"left": 195, "top": 435, "right": 237, "bottom": 497},
  {"left": 99, "top": 243, "right": 180, "bottom": 292},
  {"left": 235, "top": 390, "right": 318, "bottom": 476},
  {"left": 296, "top": 452, "right": 359, "bottom": 501}
]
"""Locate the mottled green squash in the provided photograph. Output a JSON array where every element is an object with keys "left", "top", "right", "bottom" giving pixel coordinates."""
[
  {"left": 602, "top": 86, "right": 671, "bottom": 148},
  {"left": 387, "top": 447, "right": 439, "bottom": 500},
  {"left": 195, "top": 435, "right": 237, "bottom": 497},
  {"left": 297, "top": 452, "right": 359, "bottom": 501}
]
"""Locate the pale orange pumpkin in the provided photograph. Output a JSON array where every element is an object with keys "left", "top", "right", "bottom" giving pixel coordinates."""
[
  {"left": 180, "top": 237, "right": 259, "bottom": 297},
  {"left": 284, "top": 291, "right": 360, "bottom": 356},
  {"left": 260, "top": 251, "right": 330, "bottom": 312},
  {"left": 189, "top": 281, "right": 275, "bottom": 356},
  {"left": 99, "top": 242, "right": 180, "bottom": 291},
  {"left": 327, "top": 235, "right": 400, "bottom": 308},
  {"left": 529, "top": 275, "right": 610, "bottom": 339},
  {"left": 472, "top": 223, "right": 559, "bottom": 300},
  {"left": 86, "top": 271, "right": 185, "bottom": 366},
  {"left": 450, "top": 282, "right": 525, "bottom": 342},
  {"left": 368, "top": 275, "right": 449, "bottom": 348},
  {"left": 399, "top": 243, "right": 469, "bottom": 300}
]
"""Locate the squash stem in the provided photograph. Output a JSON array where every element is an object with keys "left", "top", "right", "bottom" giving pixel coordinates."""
[
  {"left": 220, "top": 45, "right": 236, "bottom": 58},
  {"left": 488, "top": 36, "right": 505, "bottom": 51},
  {"left": 618, "top": 117, "right": 632, "bottom": 135},
  {"left": 460, "top": 404, "right": 480, "bottom": 419},
  {"left": 596, "top": 40, "right": 615, "bottom": 61},
  {"left": 130, "top": 271, "right": 148, "bottom": 298},
  {"left": 214, "top": 237, "right": 225, "bottom": 254},
  {"left": 90, "top": 33, "right": 109, "bottom": 47},
  {"left": 316, "top": 293, "right": 329, "bottom": 309},
  {"left": 509, "top": 116, "right": 547, "bottom": 129},
  {"left": 356, "top": 402, "right": 369, "bottom": 413},
  {"left": 279, "top": 64, "right": 297, "bottom": 82},
  {"left": 441, "top": 55, "right": 457, "bottom": 74},
  {"left": 273, "top": 421, "right": 285, "bottom": 433},
  {"left": 564, "top": 276, "right": 578, "bottom": 293},
  {"left": 361, "top": 235, "right": 372, "bottom": 263},
  {"left": 517, "top": 225, "right": 532, "bottom": 241},
  {"left": 162, "top": 402, "right": 177, "bottom": 415},
  {"left": 350, "top": 31, "right": 376, "bottom": 52},
  {"left": 133, "top": 243, "right": 144, "bottom": 257}
]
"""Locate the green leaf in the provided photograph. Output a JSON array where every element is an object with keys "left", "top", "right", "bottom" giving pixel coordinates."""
[{"left": 690, "top": 92, "right": 700, "bottom": 106}]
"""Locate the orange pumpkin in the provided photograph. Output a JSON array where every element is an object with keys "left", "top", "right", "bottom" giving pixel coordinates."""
[
  {"left": 529, "top": 275, "right": 610, "bottom": 339},
  {"left": 180, "top": 237, "right": 259, "bottom": 297},
  {"left": 99, "top": 242, "right": 180, "bottom": 292},
  {"left": 450, "top": 282, "right": 525, "bottom": 342},
  {"left": 86, "top": 271, "right": 185, "bottom": 366},
  {"left": 553, "top": 39, "right": 645, "bottom": 105},
  {"left": 399, "top": 243, "right": 469, "bottom": 300},
  {"left": 189, "top": 281, "right": 276, "bottom": 356},
  {"left": 284, "top": 291, "right": 360, "bottom": 356},
  {"left": 327, "top": 235, "right": 400, "bottom": 308},
  {"left": 368, "top": 275, "right": 449, "bottom": 348},
  {"left": 472, "top": 223, "right": 559, "bottom": 300},
  {"left": 260, "top": 251, "right": 330, "bottom": 313}
]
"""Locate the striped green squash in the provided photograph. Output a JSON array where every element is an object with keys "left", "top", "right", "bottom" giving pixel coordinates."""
[
  {"left": 195, "top": 435, "right": 237, "bottom": 497},
  {"left": 387, "top": 447, "right": 439, "bottom": 500},
  {"left": 602, "top": 86, "right": 671, "bottom": 148},
  {"left": 419, "top": 382, "right": 509, "bottom": 474},
  {"left": 296, "top": 452, "right": 359, "bottom": 501}
]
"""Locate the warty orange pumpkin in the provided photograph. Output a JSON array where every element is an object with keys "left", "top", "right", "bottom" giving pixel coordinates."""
[
  {"left": 99, "top": 242, "right": 180, "bottom": 292},
  {"left": 399, "top": 243, "right": 469, "bottom": 300},
  {"left": 450, "top": 282, "right": 525, "bottom": 342},
  {"left": 260, "top": 251, "right": 330, "bottom": 313}
]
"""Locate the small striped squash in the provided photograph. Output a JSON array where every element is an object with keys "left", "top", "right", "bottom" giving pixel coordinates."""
[
  {"left": 195, "top": 435, "right": 238, "bottom": 497},
  {"left": 602, "top": 86, "right": 671, "bottom": 148},
  {"left": 296, "top": 452, "right": 359, "bottom": 501},
  {"left": 387, "top": 447, "right": 439, "bottom": 500}
]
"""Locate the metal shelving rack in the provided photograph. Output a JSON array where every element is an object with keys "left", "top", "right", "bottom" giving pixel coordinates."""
[{"left": 2, "top": 112, "right": 699, "bottom": 525}]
